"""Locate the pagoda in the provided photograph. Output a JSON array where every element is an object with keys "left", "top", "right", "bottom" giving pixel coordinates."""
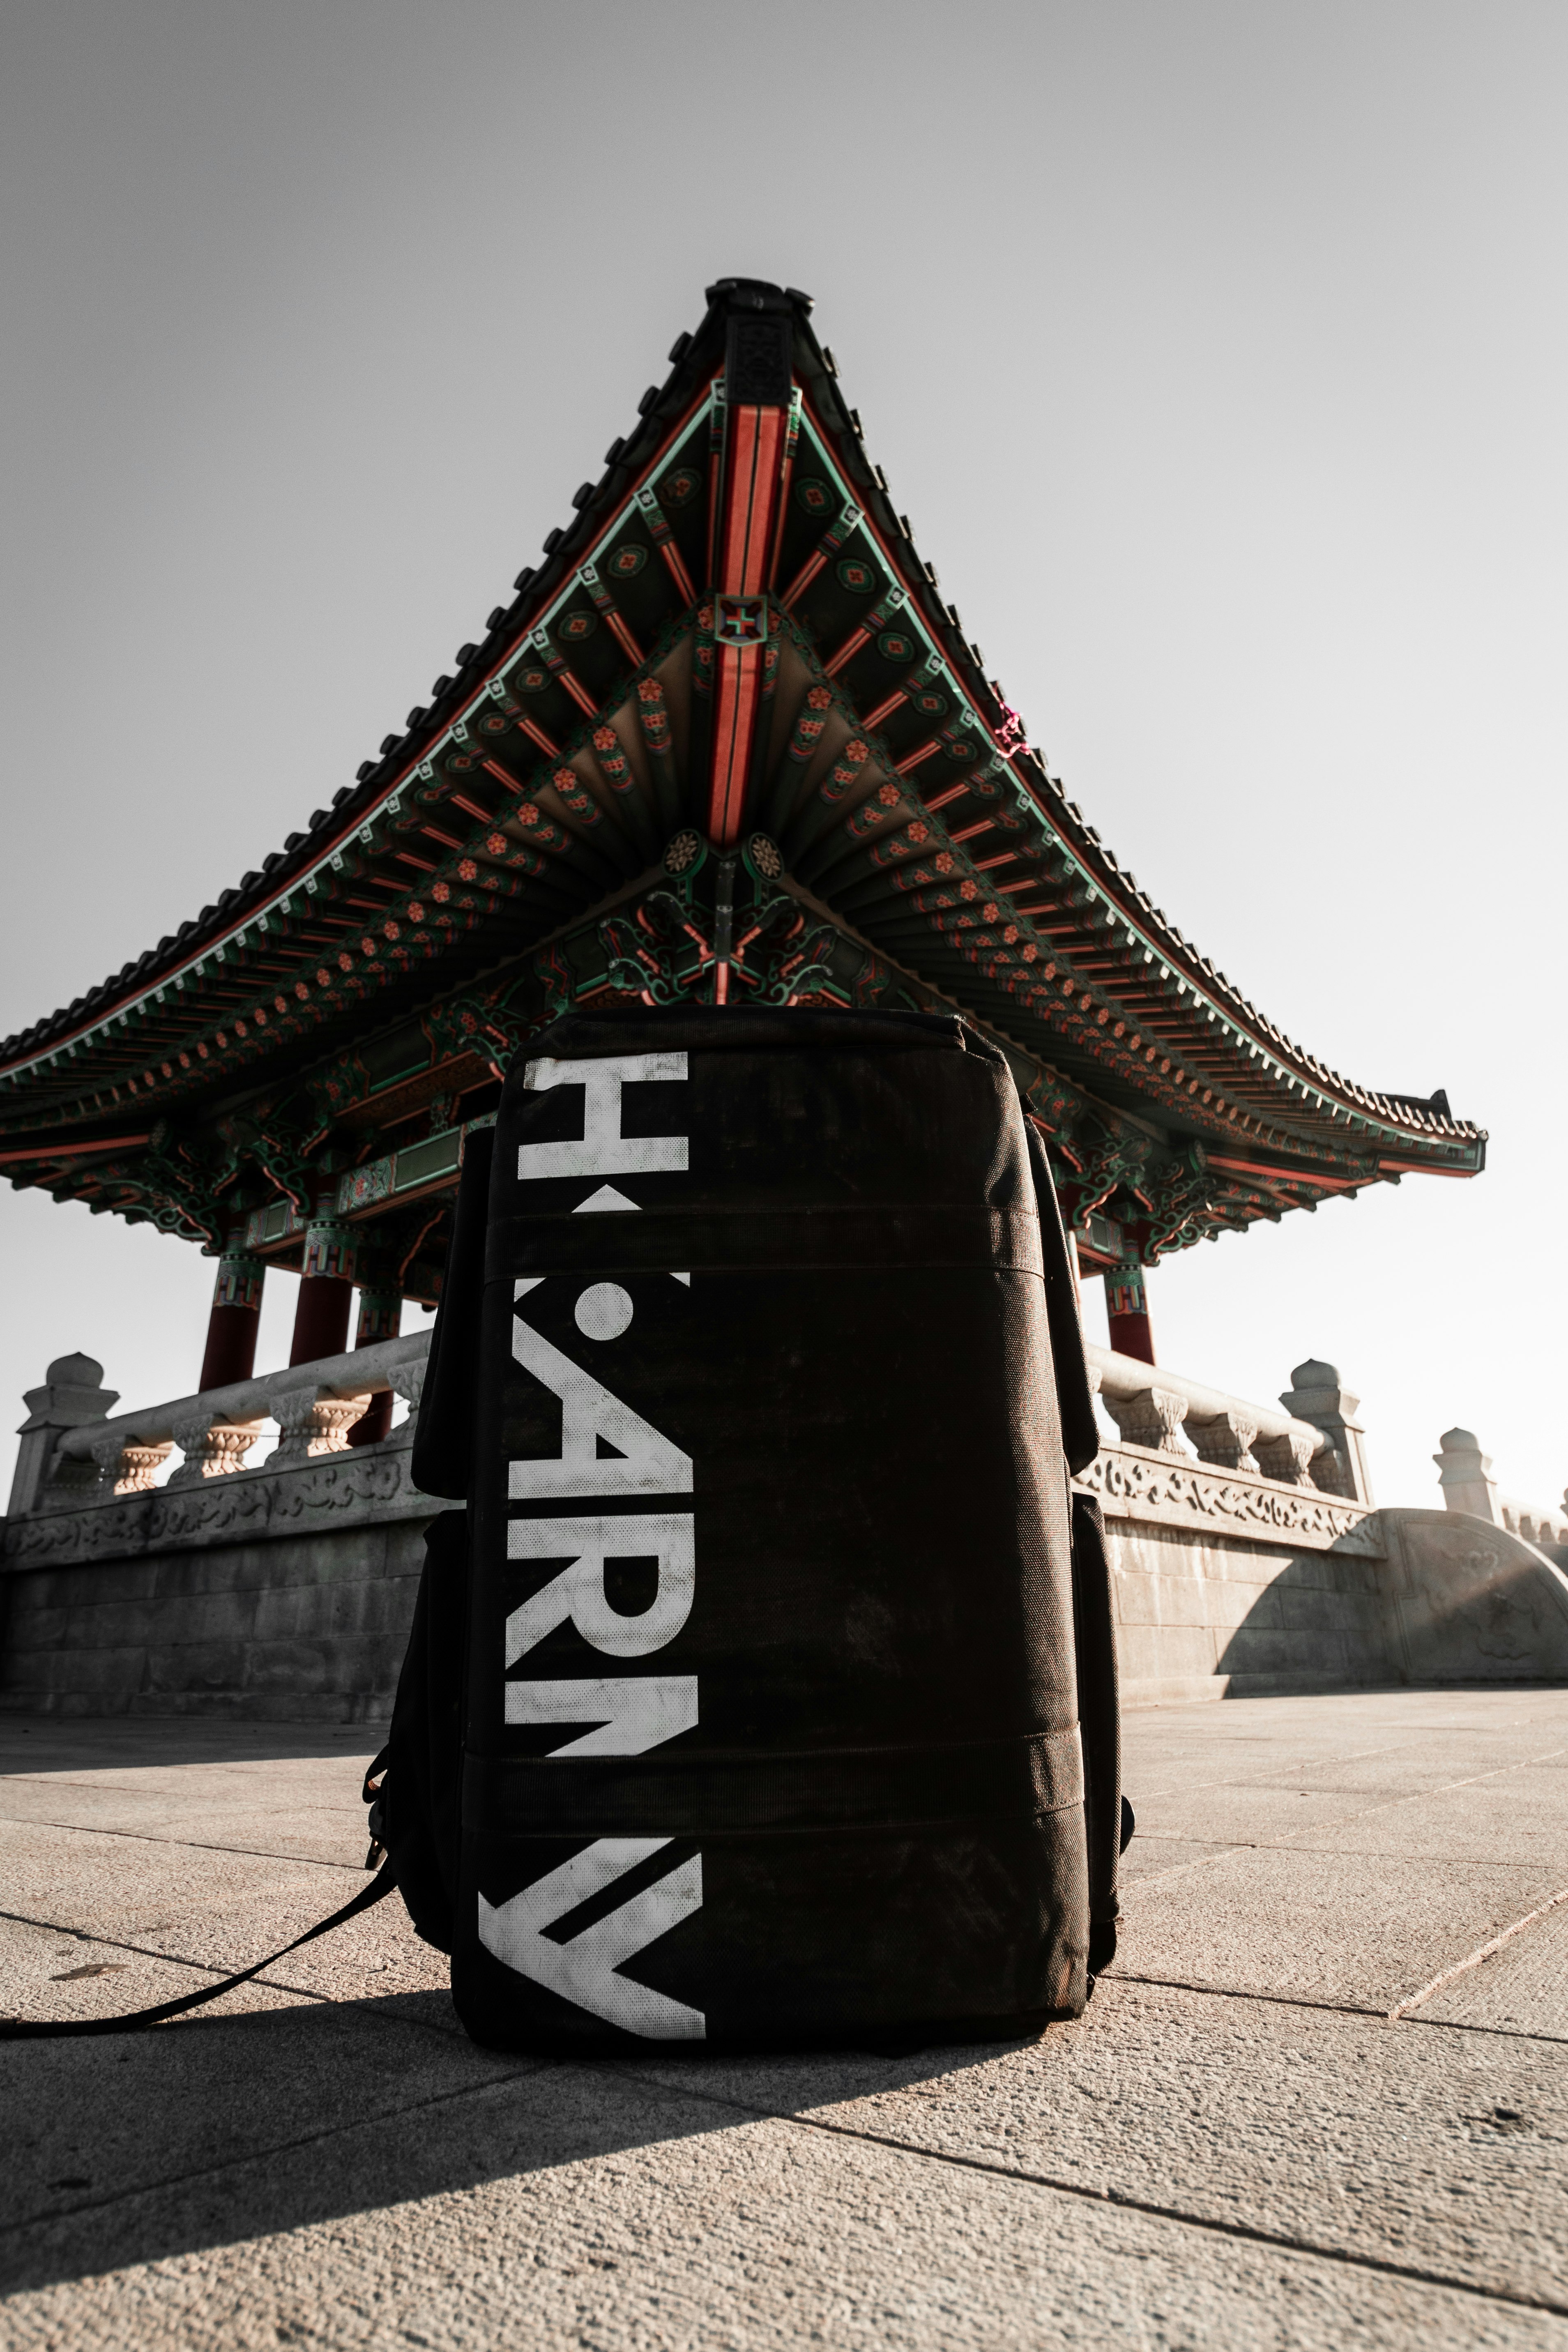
[{"left": 0, "top": 279, "right": 1483, "bottom": 1412}]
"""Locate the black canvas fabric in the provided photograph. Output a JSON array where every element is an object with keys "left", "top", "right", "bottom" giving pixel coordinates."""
[
  {"left": 1069, "top": 1493, "right": 1122, "bottom": 1975},
  {"left": 1025, "top": 1121, "right": 1101, "bottom": 1477},
  {"left": 425, "top": 1001, "right": 1116, "bottom": 2054},
  {"left": 411, "top": 1127, "right": 495, "bottom": 1502},
  {"left": 363, "top": 1506, "right": 467, "bottom": 1953}
]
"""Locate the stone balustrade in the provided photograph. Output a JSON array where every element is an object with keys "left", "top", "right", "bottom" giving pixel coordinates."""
[
  {"left": 1086, "top": 1345, "right": 1347, "bottom": 1493},
  {"left": 22, "top": 1335, "right": 1561, "bottom": 1564},
  {"left": 9, "top": 1325, "right": 1568, "bottom": 1721},
  {"left": 14, "top": 1331, "right": 1363, "bottom": 1518},
  {"left": 1501, "top": 1495, "right": 1568, "bottom": 1548},
  {"left": 1433, "top": 1427, "right": 1568, "bottom": 1549},
  {"left": 24, "top": 1331, "right": 432, "bottom": 1505}
]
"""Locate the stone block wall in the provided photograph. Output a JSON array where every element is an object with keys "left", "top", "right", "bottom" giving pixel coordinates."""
[
  {"left": 1378, "top": 1508, "right": 1568, "bottom": 1686},
  {"left": 0, "top": 1429, "right": 446, "bottom": 1723},
  {"left": 1077, "top": 1433, "right": 1394, "bottom": 1707},
  {"left": 1106, "top": 1519, "right": 1395, "bottom": 1708}
]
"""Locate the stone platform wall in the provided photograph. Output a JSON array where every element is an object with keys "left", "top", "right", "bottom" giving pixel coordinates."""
[
  {"left": 1080, "top": 1438, "right": 1394, "bottom": 1707},
  {"left": 1084, "top": 1443, "right": 1568, "bottom": 1708},
  {"left": 1105, "top": 1520, "right": 1395, "bottom": 1707},
  {"left": 0, "top": 1425, "right": 446, "bottom": 1722},
  {"left": 5, "top": 1431, "right": 1566, "bottom": 1720}
]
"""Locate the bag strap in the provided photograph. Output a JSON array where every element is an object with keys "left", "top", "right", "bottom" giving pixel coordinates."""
[{"left": 0, "top": 1856, "right": 398, "bottom": 2040}]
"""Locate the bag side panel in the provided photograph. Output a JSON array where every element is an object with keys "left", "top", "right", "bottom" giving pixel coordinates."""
[
  {"left": 381, "top": 1507, "right": 468, "bottom": 1953},
  {"left": 1023, "top": 1118, "right": 1100, "bottom": 1477},
  {"left": 1070, "top": 1494, "right": 1122, "bottom": 1975},
  {"left": 412, "top": 1127, "right": 495, "bottom": 1502}
]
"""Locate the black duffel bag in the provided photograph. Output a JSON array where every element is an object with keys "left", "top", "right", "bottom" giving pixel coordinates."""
[
  {"left": 395, "top": 1002, "right": 1121, "bottom": 2054},
  {"left": 3, "top": 1004, "right": 1123, "bottom": 2048}
]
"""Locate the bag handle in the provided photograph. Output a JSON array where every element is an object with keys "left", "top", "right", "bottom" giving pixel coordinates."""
[{"left": 0, "top": 1857, "right": 398, "bottom": 2041}]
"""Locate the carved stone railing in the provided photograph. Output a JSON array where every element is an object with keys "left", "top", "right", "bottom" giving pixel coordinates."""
[
  {"left": 1080, "top": 1345, "right": 1380, "bottom": 1553},
  {"left": 1088, "top": 1347, "right": 1336, "bottom": 1484},
  {"left": 19, "top": 1328, "right": 1361, "bottom": 1540},
  {"left": 1076, "top": 1447, "right": 1382, "bottom": 1552},
  {"left": 33, "top": 1331, "right": 431, "bottom": 1504}
]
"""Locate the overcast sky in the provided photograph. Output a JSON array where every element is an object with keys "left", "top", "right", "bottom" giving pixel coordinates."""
[{"left": 2, "top": 0, "right": 1563, "bottom": 1511}]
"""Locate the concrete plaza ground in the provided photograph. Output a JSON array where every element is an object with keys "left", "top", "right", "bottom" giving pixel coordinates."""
[{"left": 0, "top": 1688, "right": 1565, "bottom": 2350}]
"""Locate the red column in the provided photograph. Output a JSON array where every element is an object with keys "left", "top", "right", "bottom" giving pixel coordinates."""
[
  {"left": 1105, "top": 1260, "right": 1156, "bottom": 1366},
  {"left": 198, "top": 1252, "right": 265, "bottom": 1391},
  {"left": 289, "top": 1216, "right": 357, "bottom": 1367},
  {"left": 347, "top": 1285, "right": 402, "bottom": 1449}
]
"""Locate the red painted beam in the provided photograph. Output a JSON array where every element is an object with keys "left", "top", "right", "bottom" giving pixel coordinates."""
[
  {"left": 780, "top": 498, "right": 862, "bottom": 612},
  {"left": 707, "top": 399, "right": 791, "bottom": 846},
  {"left": 1205, "top": 1153, "right": 1365, "bottom": 1191},
  {"left": 893, "top": 739, "right": 939, "bottom": 776},
  {"left": 0, "top": 1133, "right": 150, "bottom": 1164}
]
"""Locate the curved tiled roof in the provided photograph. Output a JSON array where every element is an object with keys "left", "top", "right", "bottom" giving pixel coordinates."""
[{"left": 0, "top": 279, "right": 1483, "bottom": 1249}]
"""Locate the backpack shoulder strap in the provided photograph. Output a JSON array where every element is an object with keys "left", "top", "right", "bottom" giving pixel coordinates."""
[
  {"left": 0, "top": 1857, "right": 398, "bottom": 2040},
  {"left": 1021, "top": 1112, "right": 1101, "bottom": 1474}
]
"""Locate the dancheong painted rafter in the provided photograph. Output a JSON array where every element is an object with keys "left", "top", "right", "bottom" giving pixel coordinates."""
[{"left": 0, "top": 277, "right": 1483, "bottom": 1329}]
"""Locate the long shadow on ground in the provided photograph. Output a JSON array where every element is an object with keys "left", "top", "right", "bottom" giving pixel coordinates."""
[{"left": 0, "top": 1987, "right": 997, "bottom": 2295}]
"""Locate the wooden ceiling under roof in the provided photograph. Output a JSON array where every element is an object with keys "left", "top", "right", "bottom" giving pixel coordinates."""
[{"left": 0, "top": 280, "right": 1483, "bottom": 1284}]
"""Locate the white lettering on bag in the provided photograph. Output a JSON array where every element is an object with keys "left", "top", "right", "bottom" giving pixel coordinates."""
[
  {"left": 504, "top": 1674, "right": 699, "bottom": 1755},
  {"left": 508, "top": 1313, "right": 692, "bottom": 1500},
  {"left": 518, "top": 1052, "right": 688, "bottom": 1181},
  {"left": 505, "top": 1513, "right": 695, "bottom": 1659},
  {"left": 494, "top": 1063, "right": 702, "bottom": 2037},
  {"left": 478, "top": 1840, "right": 705, "bottom": 2040},
  {"left": 574, "top": 1183, "right": 641, "bottom": 1214}
]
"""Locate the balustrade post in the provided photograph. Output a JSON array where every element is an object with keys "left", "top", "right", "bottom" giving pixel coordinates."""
[
  {"left": 1104, "top": 1259, "right": 1156, "bottom": 1366},
  {"left": 166, "top": 1413, "right": 265, "bottom": 1488},
  {"left": 88, "top": 1429, "right": 173, "bottom": 1495},
  {"left": 1278, "top": 1360, "right": 1375, "bottom": 1504},
  {"left": 45, "top": 1450, "right": 104, "bottom": 1501},
  {"left": 289, "top": 1212, "right": 357, "bottom": 1367},
  {"left": 1084, "top": 1360, "right": 1119, "bottom": 1447},
  {"left": 198, "top": 1249, "right": 266, "bottom": 1391},
  {"left": 1102, "top": 1386, "right": 1190, "bottom": 1455},
  {"left": 1187, "top": 1408, "right": 1261, "bottom": 1475},
  {"left": 1255, "top": 1428, "right": 1317, "bottom": 1486},
  {"left": 346, "top": 1283, "right": 402, "bottom": 1449},
  {"left": 1432, "top": 1428, "right": 1501, "bottom": 1524},
  {"left": 267, "top": 1384, "right": 366, "bottom": 1467},
  {"left": 8, "top": 1355, "right": 119, "bottom": 1518}
]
